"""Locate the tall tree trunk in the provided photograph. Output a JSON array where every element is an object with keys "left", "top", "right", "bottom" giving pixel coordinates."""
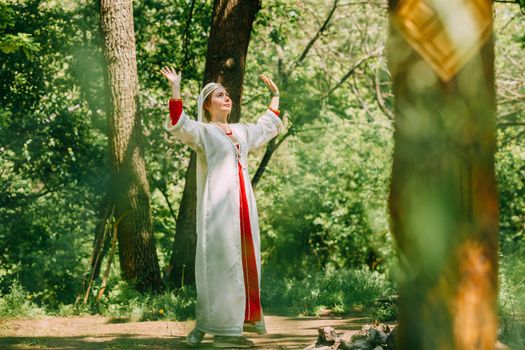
[
  {"left": 204, "top": 0, "right": 262, "bottom": 123},
  {"left": 387, "top": 1, "right": 498, "bottom": 349},
  {"left": 166, "top": 0, "right": 262, "bottom": 289},
  {"left": 99, "top": 0, "right": 162, "bottom": 292}
]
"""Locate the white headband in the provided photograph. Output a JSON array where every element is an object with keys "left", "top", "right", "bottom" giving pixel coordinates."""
[{"left": 197, "top": 82, "right": 223, "bottom": 122}]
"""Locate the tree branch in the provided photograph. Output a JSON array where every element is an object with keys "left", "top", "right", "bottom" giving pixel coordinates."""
[
  {"left": 324, "top": 48, "right": 381, "bottom": 97},
  {"left": 498, "top": 121, "right": 525, "bottom": 127},
  {"left": 158, "top": 185, "right": 178, "bottom": 224},
  {"left": 285, "top": 0, "right": 339, "bottom": 78},
  {"left": 373, "top": 54, "right": 394, "bottom": 120},
  {"left": 181, "top": 0, "right": 197, "bottom": 68}
]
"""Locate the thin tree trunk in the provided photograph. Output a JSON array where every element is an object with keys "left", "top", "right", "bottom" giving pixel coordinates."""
[
  {"left": 251, "top": 132, "right": 289, "bottom": 188},
  {"left": 91, "top": 196, "right": 112, "bottom": 280},
  {"left": 166, "top": 0, "right": 262, "bottom": 288},
  {"left": 99, "top": 0, "right": 162, "bottom": 292},
  {"left": 251, "top": 138, "right": 277, "bottom": 188},
  {"left": 387, "top": 1, "right": 499, "bottom": 349}
]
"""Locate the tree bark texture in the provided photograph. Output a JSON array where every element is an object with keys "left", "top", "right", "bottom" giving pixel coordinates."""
[
  {"left": 99, "top": 0, "right": 162, "bottom": 292},
  {"left": 167, "top": 0, "right": 262, "bottom": 288},
  {"left": 387, "top": 1, "right": 499, "bottom": 349},
  {"left": 203, "top": 0, "right": 262, "bottom": 124}
]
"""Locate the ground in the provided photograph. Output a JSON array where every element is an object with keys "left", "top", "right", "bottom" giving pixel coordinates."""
[{"left": 0, "top": 314, "right": 370, "bottom": 349}]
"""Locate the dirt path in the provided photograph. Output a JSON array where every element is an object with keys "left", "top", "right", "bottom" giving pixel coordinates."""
[{"left": 0, "top": 314, "right": 370, "bottom": 349}]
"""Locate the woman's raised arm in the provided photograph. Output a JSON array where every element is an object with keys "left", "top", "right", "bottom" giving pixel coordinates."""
[
  {"left": 160, "top": 66, "right": 204, "bottom": 152},
  {"left": 259, "top": 73, "right": 280, "bottom": 113},
  {"left": 160, "top": 66, "right": 182, "bottom": 100},
  {"left": 244, "top": 74, "right": 284, "bottom": 150}
]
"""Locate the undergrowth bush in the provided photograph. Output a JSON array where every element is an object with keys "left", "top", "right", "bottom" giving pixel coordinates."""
[
  {"left": 498, "top": 251, "right": 525, "bottom": 348},
  {"left": 59, "top": 280, "right": 198, "bottom": 322},
  {"left": 0, "top": 280, "right": 45, "bottom": 318},
  {"left": 0, "top": 279, "right": 196, "bottom": 322},
  {"left": 98, "top": 280, "right": 196, "bottom": 321},
  {"left": 262, "top": 266, "right": 394, "bottom": 317}
]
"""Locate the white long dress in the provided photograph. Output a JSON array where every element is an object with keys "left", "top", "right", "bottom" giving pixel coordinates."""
[{"left": 164, "top": 108, "right": 284, "bottom": 336}]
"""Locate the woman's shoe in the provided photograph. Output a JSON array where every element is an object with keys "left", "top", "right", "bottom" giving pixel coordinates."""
[
  {"left": 243, "top": 322, "right": 267, "bottom": 335},
  {"left": 186, "top": 327, "right": 205, "bottom": 347},
  {"left": 213, "top": 335, "right": 254, "bottom": 348}
]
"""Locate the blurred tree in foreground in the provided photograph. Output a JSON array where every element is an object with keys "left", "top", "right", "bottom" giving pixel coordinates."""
[{"left": 388, "top": 0, "right": 499, "bottom": 348}]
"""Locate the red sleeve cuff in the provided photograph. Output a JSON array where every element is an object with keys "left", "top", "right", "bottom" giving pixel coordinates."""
[
  {"left": 169, "top": 99, "right": 183, "bottom": 125},
  {"left": 268, "top": 107, "right": 280, "bottom": 117}
]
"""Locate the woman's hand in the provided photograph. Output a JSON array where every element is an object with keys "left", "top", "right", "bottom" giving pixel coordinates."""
[
  {"left": 161, "top": 66, "right": 182, "bottom": 99},
  {"left": 260, "top": 74, "right": 280, "bottom": 112},
  {"left": 161, "top": 66, "right": 182, "bottom": 87},
  {"left": 259, "top": 74, "right": 279, "bottom": 94}
]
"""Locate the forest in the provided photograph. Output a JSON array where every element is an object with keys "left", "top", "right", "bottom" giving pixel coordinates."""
[{"left": 0, "top": 0, "right": 524, "bottom": 349}]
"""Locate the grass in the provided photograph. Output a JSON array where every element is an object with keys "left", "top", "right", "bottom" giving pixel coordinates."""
[
  {"left": 0, "top": 267, "right": 395, "bottom": 322},
  {"left": 0, "top": 280, "right": 45, "bottom": 318},
  {"left": 498, "top": 252, "right": 525, "bottom": 348},
  {"left": 0, "top": 279, "right": 196, "bottom": 322},
  {"left": 3, "top": 261, "right": 522, "bottom": 348},
  {"left": 261, "top": 266, "right": 395, "bottom": 318}
]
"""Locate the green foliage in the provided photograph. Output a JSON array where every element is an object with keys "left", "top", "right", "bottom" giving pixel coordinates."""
[
  {"left": 498, "top": 252, "right": 525, "bottom": 347},
  {"left": 0, "top": 2, "right": 39, "bottom": 56},
  {"left": 494, "top": 4, "right": 525, "bottom": 255},
  {"left": 0, "top": 280, "right": 45, "bottom": 318},
  {"left": 134, "top": 0, "right": 213, "bottom": 266},
  {"left": 244, "top": 0, "right": 395, "bottom": 277},
  {"left": 96, "top": 281, "right": 196, "bottom": 322},
  {"left": 134, "top": 0, "right": 211, "bottom": 90},
  {"left": 256, "top": 115, "right": 394, "bottom": 274},
  {"left": 496, "top": 130, "right": 525, "bottom": 253},
  {"left": 519, "top": 0, "right": 525, "bottom": 12},
  {"left": 0, "top": 0, "right": 108, "bottom": 302},
  {"left": 262, "top": 266, "right": 394, "bottom": 316},
  {"left": 0, "top": 33, "right": 40, "bottom": 56},
  {"left": 499, "top": 253, "right": 525, "bottom": 318},
  {"left": 0, "top": 186, "right": 99, "bottom": 307},
  {"left": 0, "top": 278, "right": 197, "bottom": 322},
  {"left": 372, "top": 296, "right": 397, "bottom": 322}
]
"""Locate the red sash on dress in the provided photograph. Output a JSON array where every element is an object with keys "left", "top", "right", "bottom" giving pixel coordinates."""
[{"left": 237, "top": 148, "right": 262, "bottom": 323}]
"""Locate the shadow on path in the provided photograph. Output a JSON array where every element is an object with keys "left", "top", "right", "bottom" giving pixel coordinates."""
[{"left": 0, "top": 315, "right": 370, "bottom": 349}]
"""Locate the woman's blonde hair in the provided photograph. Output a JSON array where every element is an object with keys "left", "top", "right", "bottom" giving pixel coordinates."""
[{"left": 203, "top": 93, "right": 213, "bottom": 122}]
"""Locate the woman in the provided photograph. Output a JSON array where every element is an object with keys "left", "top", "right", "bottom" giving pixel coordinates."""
[{"left": 160, "top": 66, "right": 283, "bottom": 348}]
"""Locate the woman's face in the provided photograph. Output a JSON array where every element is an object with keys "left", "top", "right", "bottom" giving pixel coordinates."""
[{"left": 206, "top": 87, "right": 232, "bottom": 115}]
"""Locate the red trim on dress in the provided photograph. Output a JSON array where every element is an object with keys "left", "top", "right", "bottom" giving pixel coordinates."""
[
  {"left": 268, "top": 107, "right": 281, "bottom": 117},
  {"left": 237, "top": 145, "right": 262, "bottom": 323},
  {"left": 169, "top": 98, "right": 183, "bottom": 125}
]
